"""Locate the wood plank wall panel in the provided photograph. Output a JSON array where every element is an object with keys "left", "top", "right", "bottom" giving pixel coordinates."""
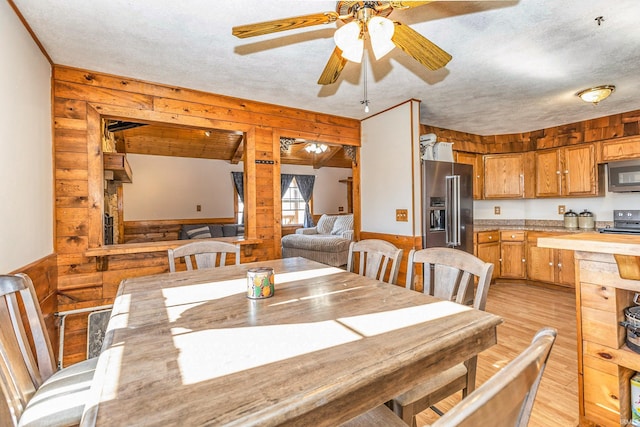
[
  {"left": 359, "top": 232, "right": 421, "bottom": 288},
  {"left": 10, "top": 254, "right": 58, "bottom": 361},
  {"left": 52, "top": 65, "right": 360, "bottom": 364},
  {"left": 421, "top": 108, "right": 640, "bottom": 154},
  {"left": 123, "top": 218, "right": 238, "bottom": 243}
]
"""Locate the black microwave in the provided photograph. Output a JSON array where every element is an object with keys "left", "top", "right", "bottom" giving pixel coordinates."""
[{"left": 608, "top": 159, "right": 640, "bottom": 192}]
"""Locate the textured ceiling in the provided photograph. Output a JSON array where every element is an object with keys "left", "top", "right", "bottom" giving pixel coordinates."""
[{"left": 12, "top": 0, "right": 640, "bottom": 135}]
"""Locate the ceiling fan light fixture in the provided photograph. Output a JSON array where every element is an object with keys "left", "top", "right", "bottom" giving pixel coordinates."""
[
  {"left": 368, "top": 16, "right": 395, "bottom": 60},
  {"left": 304, "top": 143, "right": 328, "bottom": 154},
  {"left": 334, "top": 21, "right": 363, "bottom": 63},
  {"left": 576, "top": 85, "right": 615, "bottom": 104}
]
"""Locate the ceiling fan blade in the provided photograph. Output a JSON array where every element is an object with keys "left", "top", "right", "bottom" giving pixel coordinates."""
[
  {"left": 317, "top": 47, "right": 347, "bottom": 85},
  {"left": 232, "top": 12, "right": 338, "bottom": 38},
  {"left": 389, "top": 1, "right": 433, "bottom": 10},
  {"left": 391, "top": 22, "right": 452, "bottom": 71}
]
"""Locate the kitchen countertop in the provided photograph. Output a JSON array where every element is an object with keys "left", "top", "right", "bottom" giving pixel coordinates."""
[
  {"left": 473, "top": 219, "right": 613, "bottom": 234},
  {"left": 537, "top": 232, "right": 640, "bottom": 256}
]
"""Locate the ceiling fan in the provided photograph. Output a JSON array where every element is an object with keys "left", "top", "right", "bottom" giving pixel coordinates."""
[{"left": 232, "top": 1, "right": 456, "bottom": 85}]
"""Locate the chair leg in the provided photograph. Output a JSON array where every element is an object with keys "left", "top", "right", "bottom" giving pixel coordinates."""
[
  {"left": 390, "top": 400, "right": 416, "bottom": 426},
  {"left": 463, "top": 356, "right": 478, "bottom": 397}
]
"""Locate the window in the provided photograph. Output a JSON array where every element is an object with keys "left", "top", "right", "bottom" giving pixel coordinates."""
[
  {"left": 282, "top": 178, "right": 307, "bottom": 225},
  {"left": 236, "top": 193, "right": 244, "bottom": 224}
]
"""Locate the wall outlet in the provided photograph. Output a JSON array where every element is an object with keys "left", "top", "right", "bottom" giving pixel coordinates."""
[
  {"left": 338, "top": 206, "right": 344, "bottom": 212},
  {"left": 396, "top": 209, "right": 408, "bottom": 222},
  {"left": 558, "top": 205, "right": 566, "bottom": 214},
  {"left": 494, "top": 206, "right": 501, "bottom": 215},
  {"left": 196, "top": 204, "right": 202, "bottom": 212}
]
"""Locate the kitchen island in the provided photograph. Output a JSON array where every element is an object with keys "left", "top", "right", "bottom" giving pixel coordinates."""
[{"left": 538, "top": 232, "right": 640, "bottom": 426}]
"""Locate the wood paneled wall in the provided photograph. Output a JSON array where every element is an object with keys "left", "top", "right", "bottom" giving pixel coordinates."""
[
  {"left": 123, "top": 218, "right": 238, "bottom": 243},
  {"left": 359, "top": 231, "right": 421, "bottom": 288},
  {"left": 11, "top": 254, "right": 59, "bottom": 361},
  {"left": 421, "top": 108, "right": 640, "bottom": 154},
  {"left": 52, "top": 65, "right": 360, "bottom": 365}
]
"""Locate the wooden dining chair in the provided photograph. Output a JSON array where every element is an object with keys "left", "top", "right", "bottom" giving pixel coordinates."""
[
  {"left": 345, "top": 328, "right": 556, "bottom": 427},
  {"left": 168, "top": 240, "right": 240, "bottom": 272},
  {"left": 430, "top": 327, "right": 557, "bottom": 426},
  {"left": 346, "top": 239, "right": 403, "bottom": 284},
  {"left": 0, "top": 273, "right": 97, "bottom": 427},
  {"left": 391, "top": 247, "right": 494, "bottom": 426}
]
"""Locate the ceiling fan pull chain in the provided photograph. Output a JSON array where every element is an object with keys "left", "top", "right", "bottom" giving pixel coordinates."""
[{"left": 361, "top": 52, "right": 370, "bottom": 113}]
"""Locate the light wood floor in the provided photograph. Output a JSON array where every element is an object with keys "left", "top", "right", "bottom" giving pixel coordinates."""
[{"left": 415, "top": 281, "right": 580, "bottom": 427}]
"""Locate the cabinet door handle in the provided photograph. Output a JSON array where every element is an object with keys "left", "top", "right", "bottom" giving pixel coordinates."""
[
  {"left": 557, "top": 263, "right": 562, "bottom": 268},
  {"left": 511, "top": 234, "right": 516, "bottom": 238},
  {"left": 549, "top": 262, "right": 554, "bottom": 266},
  {"left": 564, "top": 170, "right": 569, "bottom": 174},
  {"left": 488, "top": 236, "right": 493, "bottom": 240},
  {"left": 522, "top": 258, "right": 526, "bottom": 263},
  {"left": 556, "top": 170, "right": 561, "bottom": 175}
]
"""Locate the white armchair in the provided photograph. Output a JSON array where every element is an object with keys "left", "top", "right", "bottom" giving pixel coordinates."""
[{"left": 281, "top": 214, "right": 354, "bottom": 267}]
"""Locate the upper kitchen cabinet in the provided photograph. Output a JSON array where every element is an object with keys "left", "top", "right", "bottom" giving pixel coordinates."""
[
  {"left": 455, "top": 151, "right": 483, "bottom": 200},
  {"left": 483, "top": 152, "right": 535, "bottom": 199},
  {"left": 535, "top": 144, "right": 603, "bottom": 197},
  {"left": 600, "top": 136, "right": 640, "bottom": 161}
]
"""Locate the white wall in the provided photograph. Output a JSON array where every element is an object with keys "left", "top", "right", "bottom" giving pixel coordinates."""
[
  {"left": 0, "top": 3, "right": 53, "bottom": 272},
  {"left": 280, "top": 164, "right": 352, "bottom": 215},
  {"left": 123, "top": 155, "right": 243, "bottom": 220},
  {"left": 361, "top": 101, "right": 420, "bottom": 235},
  {"left": 475, "top": 168, "right": 640, "bottom": 223},
  {"left": 123, "top": 156, "right": 352, "bottom": 220}
]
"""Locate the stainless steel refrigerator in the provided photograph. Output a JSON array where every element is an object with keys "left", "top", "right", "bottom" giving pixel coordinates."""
[{"left": 421, "top": 160, "right": 474, "bottom": 253}]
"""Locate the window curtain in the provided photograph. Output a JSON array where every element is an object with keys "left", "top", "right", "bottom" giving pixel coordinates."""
[
  {"left": 295, "top": 174, "right": 315, "bottom": 228},
  {"left": 280, "top": 174, "right": 295, "bottom": 199},
  {"left": 231, "top": 172, "right": 244, "bottom": 224}
]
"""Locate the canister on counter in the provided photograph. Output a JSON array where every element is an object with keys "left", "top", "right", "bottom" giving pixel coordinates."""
[
  {"left": 247, "top": 267, "right": 275, "bottom": 299},
  {"left": 632, "top": 372, "right": 640, "bottom": 426},
  {"left": 564, "top": 210, "right": 579, "bottom": 229},
  {"left": 578, "top": 209, "right": 594, "bottom": 229}
]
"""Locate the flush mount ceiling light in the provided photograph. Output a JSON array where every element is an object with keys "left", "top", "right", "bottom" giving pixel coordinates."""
[
  {"left": 304, "top": 143, "right": 328, "bottom": 154},
  {"left": 576, "top": 85, "right": 615, "bottom": 105}
]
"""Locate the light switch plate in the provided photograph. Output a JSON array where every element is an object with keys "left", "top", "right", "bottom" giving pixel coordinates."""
[{"left": 396, "top": 209, "right": 408, "bottom": 222}]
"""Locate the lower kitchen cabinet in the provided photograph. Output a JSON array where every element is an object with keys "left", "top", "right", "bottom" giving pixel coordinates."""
[
  {"left": 527, "top": 232, "right": 575, "bottom": 288},
  {"left": 499, "top": 231, "right": 526, "bottom": 279},
  {"left": 475, "top": 230, "right": 500, "bottom": 281}
]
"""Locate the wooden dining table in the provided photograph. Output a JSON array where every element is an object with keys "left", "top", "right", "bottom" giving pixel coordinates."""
[{"left": 80, "top": 257, "right": 502, "bottom": 426}]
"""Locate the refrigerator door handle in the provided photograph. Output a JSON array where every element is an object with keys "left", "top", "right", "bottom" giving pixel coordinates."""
[{"left": 445, "top": 175, "right": 461, "bottom": 247}]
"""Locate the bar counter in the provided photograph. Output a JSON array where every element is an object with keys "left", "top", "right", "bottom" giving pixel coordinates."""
[{"left": 538, "top": 232, "right": 640, "bottom": 426}]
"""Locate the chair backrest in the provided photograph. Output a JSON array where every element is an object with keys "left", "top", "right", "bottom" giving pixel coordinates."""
[
  {"left": 406, "top": 247, "right": 494, "bottom": 310},
  {"left": 347, "top": 239, "right": 403, "bottom": 284},
  {"left": 431, "top": 327, "right": 557, "bottom": 427},
  {"left": 168, "top": 240, "right": 240, "bottom": 272},
  {"left": 0, "top": 274, "right": 57, "bottom": 424}
]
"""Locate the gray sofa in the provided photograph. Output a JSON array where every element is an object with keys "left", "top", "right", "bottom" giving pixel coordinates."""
[
  {"left": 281, "top": 214, "right": 354, "bottom": 267},
  {"left": 179, "top": 223, "right": 244, "bottom": 240}
]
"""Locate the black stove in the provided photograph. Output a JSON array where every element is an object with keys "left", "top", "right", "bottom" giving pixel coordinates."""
[{"left": 599, "top": 210, "right": 640, "bottom": 234}]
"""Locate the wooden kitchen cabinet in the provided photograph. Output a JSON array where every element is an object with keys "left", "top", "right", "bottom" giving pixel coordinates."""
[
  {"left": 455, "top": 151, "right": 483, "bottom": 200},
  {"left": 537, "top": 235, "right": 640, "bottom": 426},
  {"left": 527, "top": 232, "right": 574, "bottom": 287},
  {"left": 578, "top": 264, "right": 636, "bottom": 425},
  {"left": 601, "top": 135, "right": 640, "bottom": 161},
  {"left": 535, "top": 144, "right": 603, "bottom": 197},
  {"left": 483, "top": 152, "right": 535, "bottom": 199},
  {"left": 475, "top": 230, "right": 500, "bottom": 282},
  {"left": 499, "top": 230, "right": 526, "bottom": 279}
]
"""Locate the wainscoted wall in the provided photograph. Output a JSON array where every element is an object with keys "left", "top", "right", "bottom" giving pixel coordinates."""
[{"left": 52, "top": 65, "right": 360, "bottom": 365}]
